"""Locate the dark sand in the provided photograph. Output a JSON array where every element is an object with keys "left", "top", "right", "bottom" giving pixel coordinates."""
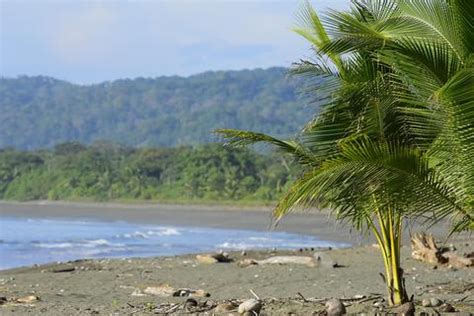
[{"left": 0, "top": 201, "right": 472, "bottom": 315}]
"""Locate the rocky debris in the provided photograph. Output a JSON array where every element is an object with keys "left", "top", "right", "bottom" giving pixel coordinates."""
[
  {"left": 196, "top": 252, "right": 232, "bottom": 264},
  {"left": 324, "top": 298, "right": 346, "bottom": 316},
  {"left": 429, "top": 298, "right": 442, "bottom": 307},
  {"left": 0, "top": 296, "right": 7, "bottom": 305},
  {"left": 238, "top": 299, "right": 262, "bottom": 315},
  {"left": 421, "top": 297, "right": 442, "bottom": 307},
  {"left": 390, "top": 301, "right": 415, "bottom": 316},
  {"left": 439, "top": 303, "right": 456, "bottom": 312},
  {"left": 411, "top": 233, "right": 473, "bottom": 268},
  {"left": 215, "top": 302, "right": 237, "bottom": 313},
  {"left": 184, "top": 298, "right": 198, "bottom": 310}
]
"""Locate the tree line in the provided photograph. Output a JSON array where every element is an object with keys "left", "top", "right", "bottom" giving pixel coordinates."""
[{"left": 0, "top": 141, "right": 298, "bottom": 203}]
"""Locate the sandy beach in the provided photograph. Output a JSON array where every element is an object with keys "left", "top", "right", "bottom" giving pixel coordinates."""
[{"left": 0, "top": 201, "right": 473, "bottom": 315}]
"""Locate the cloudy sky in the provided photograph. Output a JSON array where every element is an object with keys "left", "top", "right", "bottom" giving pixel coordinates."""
[{"left": 1, "top": 0, "right": 349, "bottom": 83}]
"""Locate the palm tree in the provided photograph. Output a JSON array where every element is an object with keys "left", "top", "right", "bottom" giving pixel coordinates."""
[{"left": 217, "top": 0, "right": 473, "bottom": 306}]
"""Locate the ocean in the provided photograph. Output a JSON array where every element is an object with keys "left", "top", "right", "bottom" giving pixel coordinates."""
[{"left": 0, "top": 216, "right": 350, "bottom": 269}]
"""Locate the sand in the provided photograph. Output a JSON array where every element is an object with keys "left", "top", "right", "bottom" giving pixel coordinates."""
[{"left": 0, "top": 201, "right": 473, "bottom": 315}]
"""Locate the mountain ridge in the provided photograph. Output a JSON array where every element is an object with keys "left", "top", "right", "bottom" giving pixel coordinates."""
[{"left": 0, "top": 67, "right": 322, "bottom": 149}]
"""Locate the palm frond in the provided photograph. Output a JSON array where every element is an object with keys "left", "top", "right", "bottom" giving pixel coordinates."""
[{"left": 214, "top": 129, "right": 316, "bottom": 166}]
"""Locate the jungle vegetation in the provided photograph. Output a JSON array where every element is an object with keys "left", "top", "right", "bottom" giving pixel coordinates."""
[{"left": 0, "top": 142, "right": 297, "bottom": 203}]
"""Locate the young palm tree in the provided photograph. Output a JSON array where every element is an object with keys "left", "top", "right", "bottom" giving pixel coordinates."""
[{"left": 217, "top": 0, "right": 473, "bottom": 306}]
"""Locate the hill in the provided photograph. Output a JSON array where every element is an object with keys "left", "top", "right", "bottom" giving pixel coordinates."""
[{"left": 0, "top": 68, "right": 321, "bottom": 149}]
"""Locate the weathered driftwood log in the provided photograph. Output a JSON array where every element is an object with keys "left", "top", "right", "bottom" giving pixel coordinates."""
[
  {"left": 441, "top": 251, "right": 474, "bottom": 268},
  {"left": 196, "top": 252, "right": 232, "bottom": 264},
  {"left": 411, "top": 233, "right": 447, "bottom": 265},
  {"left": 138, "top": 284, "right": 210, "bottom": 297},
  {"left": 238, "top": 252, "right": 339, "bottom": 268},
  {"left": 411, "top": 233, "right": 473, "bottom": 268},
  {"left": 238, "top": 255, "right": 318, "bottom": 268}
]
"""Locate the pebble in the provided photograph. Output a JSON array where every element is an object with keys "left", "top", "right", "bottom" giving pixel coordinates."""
[
  {"left": 421, "top": 298, "right": 431, "bottom": 307},
  {"left": 373, "top": 301, "right": 383, "bottom": 307},
  {"left": 238, "top": 299, "right": 262, "bottom": 314},
  {"left": 325, "top": 298, "right": 346, "bottom": 316},
  {"left": 429, "top": 298, "right": 442, "bottom": 307},
  {"left": 185, "top": 298, "right": 197, "bottom": 309},
  {"left": 214, "top": 302, "right": 236, "bottom": 313}
]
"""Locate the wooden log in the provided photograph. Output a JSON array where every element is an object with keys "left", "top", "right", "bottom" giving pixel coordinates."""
[
  {"left": 411, "top": 233, "right": 447, "bottom": 265},
  {"left": 441, "top": 251, "right": 474, "bottom": 268},
  {"left": 411, "top": 232, "right": 472, "bottom": 268}
]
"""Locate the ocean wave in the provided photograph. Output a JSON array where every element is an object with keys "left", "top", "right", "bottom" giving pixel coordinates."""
[
  {"left": 119, "top": 227, "right": 181, "bottom": 239},
  {"left": 146, "top": 228, "right": 181, "bottom": 236},
  {"left": 34, "top": 239, "right": 125, "bottom": 249},
  {"left": 36, "top": 242, "right": 74, "bottom": 249},
  {"left": 248, "top": 236, "right": 275, "bottom": 242}
]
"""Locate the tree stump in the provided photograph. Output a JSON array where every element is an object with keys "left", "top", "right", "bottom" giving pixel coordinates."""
[
  {"left": 411, "top": 232, "right": 473, "bottom": 268},
  {"left": 411, "top": 233, "right": 447, "bottom": 265}
]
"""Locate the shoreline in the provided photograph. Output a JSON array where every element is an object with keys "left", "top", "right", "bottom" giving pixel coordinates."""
[
  {"left": 0, "top": 200, "right": 362, "bottom": 244},
  {"left": 0, "top": 200, "right": 456, "bottom": 244}
]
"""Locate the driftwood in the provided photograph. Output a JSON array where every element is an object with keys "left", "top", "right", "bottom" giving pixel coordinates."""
[
  {"left": 136, "top": 284, "right": 210, "bottom": 297},
  {"left": 411, "top": 233, "right": 473, "bottom": 268},
  {"left": 196, "top": 252, "right": 232, "bottom": 264},
  {"left": 238, "top": 255, "right": 318, "bottom": 268}
]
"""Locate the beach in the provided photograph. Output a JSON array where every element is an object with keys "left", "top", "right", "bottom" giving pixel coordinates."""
[{"left": 0, "top": 201, "right": 472, "bottom": 315}]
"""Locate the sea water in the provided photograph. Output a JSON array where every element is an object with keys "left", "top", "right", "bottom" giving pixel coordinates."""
[{"left": 0, "top": 216, "right": 349, "bottom": 269}]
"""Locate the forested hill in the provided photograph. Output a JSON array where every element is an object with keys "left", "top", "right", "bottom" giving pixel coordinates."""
[{"left": 0, "top": 67, "right": 320, "bottom": 149}]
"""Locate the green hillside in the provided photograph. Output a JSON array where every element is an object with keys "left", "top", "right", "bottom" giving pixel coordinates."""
[{"left": 0, "top": 67, "right": 321, "bottom": 149}]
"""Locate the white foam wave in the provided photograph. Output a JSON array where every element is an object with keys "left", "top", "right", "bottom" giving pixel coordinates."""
[
  {"left": 35, "top": 239, "right": 124, "bottom": 249},
  {"left": 217, "top": 242, "right": 263, "bottom": 250},
  {"left": 37, "top": 242, "right": 74, "bottom": 249},
  {"left": 119, "top": 227, "right": 181, "bottom": 239},
  {"left": 248, "top": 236, "right": 274, "bottom": 242},
  {"left": 146, "top": 228, "right": 181, "bottom": 236}
]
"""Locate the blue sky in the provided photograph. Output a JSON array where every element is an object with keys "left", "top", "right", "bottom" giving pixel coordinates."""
[{"left": 1, "top": 0, "right": 349, "bottom": 83}]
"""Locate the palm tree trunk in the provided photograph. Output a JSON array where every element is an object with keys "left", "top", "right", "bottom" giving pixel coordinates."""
[{"left": 371, "top": 207, "right": 407, "bottom": 306}]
